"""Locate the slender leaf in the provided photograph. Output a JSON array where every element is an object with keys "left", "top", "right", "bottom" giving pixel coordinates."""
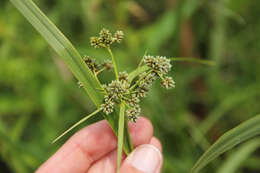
[
  {"left": 117, "top": 103, "right": 125, "bottom": 173},
  {"left": 52, "top": 109, "right": 102, "bottom": 144},
  {"left": 190, "top": 114, "right": 260, "bottom": 173},
  {"left": 170, "top": 57, "right": 216, "bottom": 66},
  {"left": 128, "top": 65, "right": 149, "bottom": 83},
  {"left": 9, "top": 0, "right": 103, "bottom": 106},
  {"left": 217, "top": 138, "right": 260, "bottom": 173}
]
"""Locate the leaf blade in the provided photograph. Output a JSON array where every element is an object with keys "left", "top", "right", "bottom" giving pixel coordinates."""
[
  {"left": 170, "top": 57, "right": 216, "bottom": 66},
  {"left": 190, "top": 114, "right": 260, "bottom": 173},
  {"left": 117, "top": 103, "right": 125, "bottom": 173},
  {"left": 52, "top": 109, "right": 101, "bottom": 144},
  {"left": 217, "top": 138, "right": 260, "bottom": 173},
  {"left": 10, "top": 0, "right": 103, "bottom": 106}
]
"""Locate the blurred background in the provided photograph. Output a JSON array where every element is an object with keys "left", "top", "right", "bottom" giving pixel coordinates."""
[{"left": 1, "top": 0, "right": 260, "bottom": 172}]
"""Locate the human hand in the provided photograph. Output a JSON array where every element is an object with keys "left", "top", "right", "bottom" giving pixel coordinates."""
[{"left": 36, "top": 117, "right": 163, "bottom": 173}]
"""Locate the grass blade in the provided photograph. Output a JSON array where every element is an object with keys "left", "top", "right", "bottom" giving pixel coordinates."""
[
  {"left": 170, "top": 57, "right": 216, "bottom": 66},
  {"left": 190, "top": 114, "right": 260, "bottom": 173},
  {"left": 217, "top": 138, "right": 260, "bottom": 173},
  {"left": 9, "top": 0, "right": 103, "bottom": 106},
  {"left": 52, "top": 109, "right": 101, "bottom": 144},
  {"left": 117, "top": 103, "right": 125, "bottom": 172}
]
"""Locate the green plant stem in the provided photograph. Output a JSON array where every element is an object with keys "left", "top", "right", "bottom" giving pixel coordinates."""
[
  {"left": 107, "top": 47, "right": 119, "bottom": 79},
  {"left": 95, "top": 67, "right": 106, "bottom": 75},
  {"left": 170, "top": 57, "right": 216, "bottom": 66},
  {"left": 138, "top": 50, "right": 148, "bottom": 68},
  {"left": 117, "top": 102, "right": 125, "bottom": 173},
  {"left": 52, "top": 108, "right": 102, "bottom": 143},
  {"left": 128, "top": 65, "right": 149, "bottom": 83},
  {"left": 130, "top": 69, "right": 153, "bottom": 91}
]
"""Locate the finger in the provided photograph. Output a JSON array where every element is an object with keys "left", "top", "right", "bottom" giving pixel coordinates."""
[
  {"left": 120, "top": 144, "right": 163, "bottom": 173},
  {"left": 36, "top": 117, "right": 153, "bottom": 173},
  {"left": 149, "top": 137, "right": 163, "bottom": 173},
  {"left": 149, "top": 137, "right": 162, "bottom": 152},
  {"left": 88, "top": 136, "right": 161, "bottom": 173}
]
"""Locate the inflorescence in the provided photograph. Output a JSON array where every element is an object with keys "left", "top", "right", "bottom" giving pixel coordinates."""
[
  {"left": 90, "top": 28, "right": 124, "bottom": 48},
  {"left": 83, "top": 28, "right": 175, "bottom": 122}
]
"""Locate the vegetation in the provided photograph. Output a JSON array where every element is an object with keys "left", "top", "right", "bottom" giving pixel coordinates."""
[{"left": 0, "top": 0, "right": 260, "bottom": 172}]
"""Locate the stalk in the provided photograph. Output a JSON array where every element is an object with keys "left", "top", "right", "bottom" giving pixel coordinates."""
[{"left": 107, "top": 47, "right": 119, "bottom": 80}]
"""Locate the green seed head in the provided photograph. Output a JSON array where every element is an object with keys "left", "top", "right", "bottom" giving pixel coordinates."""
[{"left": 114, "top": 30, "right": 124, "bottom": 43}]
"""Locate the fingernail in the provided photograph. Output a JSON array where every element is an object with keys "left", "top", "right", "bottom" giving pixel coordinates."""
[{"left": 126, "top": 144, "right": 162, "bottom": 173}]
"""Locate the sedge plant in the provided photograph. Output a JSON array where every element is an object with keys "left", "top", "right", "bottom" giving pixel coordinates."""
[{"left": 52, "top": 28, "right": 175, "bottom": 171}]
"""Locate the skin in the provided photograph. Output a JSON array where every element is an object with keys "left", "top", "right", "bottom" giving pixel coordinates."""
[{"left": 36, "top": 117, "right": 162, "bottom": 173}]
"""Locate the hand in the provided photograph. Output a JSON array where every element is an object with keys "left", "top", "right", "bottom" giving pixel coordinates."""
[{"left": 36, "top": 117, "right": 163, "bottom": 173}]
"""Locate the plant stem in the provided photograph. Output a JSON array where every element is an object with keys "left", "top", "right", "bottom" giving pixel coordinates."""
[
  {"left": 128, "top": 65, "right": 149, "bottom": 83},
  {"left": 52, "top": 108, "right": 102, "bottom": 143},
  {"left": 170, "top": 57, "right": 216, "bottom": 66},
  {"left": 117, "top": 102, "right": 125, "bottom": 173},
  {"left": 95, "top": 67, "right": 106, "bottom": 75},
  {"left": 107, "top": 47, "right": 119, "bottom": 80},
  {"left": 138, "top": 50, "right": 148, "bottom": 68},
  {"left": 130, "top": 69, "right": 153, "bottom": 91}
]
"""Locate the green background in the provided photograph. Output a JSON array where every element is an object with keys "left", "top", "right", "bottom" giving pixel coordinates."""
[{"left": 0, "top": 0, "right": 260, "bottom": 172}]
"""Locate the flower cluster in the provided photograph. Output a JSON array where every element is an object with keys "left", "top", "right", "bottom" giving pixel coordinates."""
[
  {"left": 161, "top": 76, "right": 175, "bottom": 89},
  {"left": 143, "top": 55, "right": 175, "bottom": 89},
  {"left": 78, "top": 56, "right": 113, "bottom": 88},
  {"left": 100, "top": 55, "right": 175, "bottom": 121},
  {"left": 83, "top": 55, "right": 113, "bottom": 74},
  {"left": 100, "top": 71, "right": 141, "bottom": 120},
  {"left": 90, "top": 28, "right": 124, "bottom": 48},
  {"left": 144, "top": 55, "right": 172, "bottom": 75},
  {"left": 88, "top": 29, "right": 175, "bottom": 122},
  {"left": 83, "top": 56, "right": 99, "bottom": 72}
]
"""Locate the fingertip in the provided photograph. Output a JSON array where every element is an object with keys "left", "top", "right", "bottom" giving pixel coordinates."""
[
  {"left": 120, "top": 144, "right": 162, "bottom": 173},
  {"left": 129, "top": 116, "right": 154, "bottom": 146},
  {"left": 150, "top": 137, "right": 162, "bottom": 152}
]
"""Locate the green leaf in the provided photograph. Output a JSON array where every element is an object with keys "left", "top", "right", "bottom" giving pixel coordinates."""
[
  {"left": 52, "top": 109, "right": 102, "bottom": 144},
  {"left": 128, "top": 65, "right": 149, "bottom": 83},
  {"left": 217, "top": 138, "right": 260, "bottom": 173},
  {"left": 170, "top": 57, "right": 216, "bottom": 66},
  {"left": 9, "top": 0, "right": 103, "bottom": 106},
  {"left": 190, "top": 114, "right": 260, "bottom": 173},
  {"left": 117, "top": 103, "right": 125, "bottom": 173},
  {"left": 9, "top": 0, "right": 133, "bottom": 154}
]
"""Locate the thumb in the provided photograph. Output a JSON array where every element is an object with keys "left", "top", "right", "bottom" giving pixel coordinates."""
[{"left": 120, "top": 144, "right": 162, "bottom": 173}]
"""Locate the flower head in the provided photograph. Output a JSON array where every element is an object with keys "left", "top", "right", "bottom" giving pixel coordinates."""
[
  {"left": 114, "top": 30, "right": 124, "bottom": 43},
  {"left": 102, "top": 60, "right": 113, "bottom": 71},
  {"left": 119, "top": 71, "right": 129, "bottom": 82},
  {"left": 90, "top": 37, "right": 101, "bottom": 48},
  {"left": 83, "top": 56, "right": 99, "bottom": 72},
  {"left": 106, "top": 80, "right": 129, "bottom": 99},
  {"left": 161, "top": 76, "right": 175, "bottom": 89},
  {"left": 126, "top": 105, "right": 141, "bottom": 122},
  {"left": 77, "top": 81, "right": 83, "bottom": 88},
  {"left": 125, "top": 94, "right": 140, "bottom": 107},
  {"left": 99, "top": 28, "right": 113, "bottom": 47},
  {"left": 101, "top": 96, "right": 115, "bottom": 115},
  {"left": 144, "top": 55, "right": 172, "bottom": 75}
]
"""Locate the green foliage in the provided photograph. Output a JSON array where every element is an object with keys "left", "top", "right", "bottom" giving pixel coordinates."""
[
  {"left": 191, "top": 114, "right": 260, "bottom": 173},
  {"left": 1, "top": 0, "right": 260, "bottom": 172}
]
